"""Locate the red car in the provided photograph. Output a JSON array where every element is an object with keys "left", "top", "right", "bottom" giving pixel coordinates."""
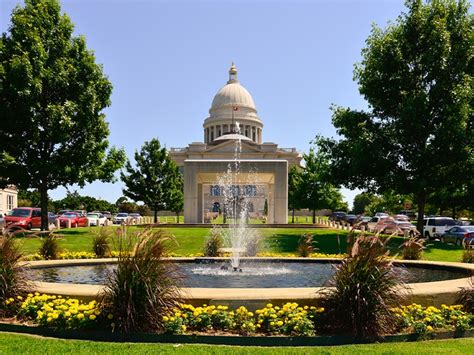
[
  {"left": 58, "top": 212, "right": 88, "bottom": 228},
  {"left": 4, "top": 207, "right": 42, "bottom": 230}
]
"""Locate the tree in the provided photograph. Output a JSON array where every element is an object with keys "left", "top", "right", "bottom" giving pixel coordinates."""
[
  {"left": 0, "top": 0, "right": 125, "bottom": 230},
  {"left": 121, "top": 138, "right": 183, "bottom": 223},
  {"left": 288, "top": 166, "right": 303, "bottom": 223},
  {"left": 299, "top": 139, "right": 346, "bottom": 223},
  {"left": 319, "top": 0, "right": 473, "bottom": 232},
  {"left": 352, "top": 192, "right": 375, "bottom": 215}
]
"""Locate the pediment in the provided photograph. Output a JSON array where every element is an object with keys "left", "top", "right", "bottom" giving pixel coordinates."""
[{"left": 205, "top": 141, "right": 263, "bottom": 154}]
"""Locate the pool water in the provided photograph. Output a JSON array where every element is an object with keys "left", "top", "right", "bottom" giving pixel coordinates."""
[{"left": 28, "top": 260, "right": 468, "bottom": 288}]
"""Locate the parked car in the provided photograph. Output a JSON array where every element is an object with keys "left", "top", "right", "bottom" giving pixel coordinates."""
[
  {"left": 375, "top": 212, "right": 390, "bottom": 218},
  {"left": 86, "top": 212, "right": 107, "bottom": 226},
  {"left": 58, "top": 212, "right": 88, "bottom": 228},
  {"left": 57, "top": 209, "right": 71, "bottom": 216},
  {"left": 329, "top": 211, "right": 347, "bottom": 222},
  {"left": 394, "top": 214, "right": 410, "bottom": 222},
  {"left": 423, "top": 217, "right": 457, "bottom": 239},
  {"left": 0, "top": 213, "right": 5, "bottom": 228},
  {"left": 4, "top": 207, "right": 42, "bottom": 230},
  {"left": 343, "top": 214, "right": 358, "bottom": 226},
  {"left": 373, "top": 218, "right": 416, "bottom": 236},
  {"left": 439, "top": 226, "right": 474, "bottom": 247},
  {"left": 48, "top": 212, "right": 57, "bottom": 225},
  {"left": 113, "top": 212, "right": 129, "bottom": 224},
  {"left": 101, "top": 211, "right": 112, "bottom": 220},
  {"left": 129, "top": 213, "right": 142, "bottom": 224},
  {"left": 367, "top": 216, "right": 387, "bottom": 232},
  {"left": 73, "top": 210, "right": 87, "bottom": 217},
  {"left": 355, "top": 216, "right": 372, "bottom": 230}
]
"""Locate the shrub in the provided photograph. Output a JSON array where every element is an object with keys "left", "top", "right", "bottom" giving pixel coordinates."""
[
  {"left": 102, "top": 227, "right": 180, "bottom": 333},
  {"left": 400, "top": 236, "right": 425, "bottom": 260},
  {"left": 244, "top": 232, "right": 262, "bottom": 257},
  {"left": 203, "top": 228, "right": 223, "bottom": 257},
  {"left": 297, "top": 233, "right": 315, "bottom": 257},
  {"left": 0, "top": 235, "right": 29, "bottom": 316},
  {"left": 318, "top": 235, "right": 406, "bottom": 341},
  {"left": 461, "top": 249, "right": 474, "bottom": 263},
  {"left": 92, "top": 227, "right": 111, "bottom": 258},
  {"left": 39, "top": 233, "right": 61, "bottom": 260}
]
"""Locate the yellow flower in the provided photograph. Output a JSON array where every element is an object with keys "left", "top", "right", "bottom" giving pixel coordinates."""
[
  {"left": 277, "top": 321, "right": 283, "bottom": 327},
  {"left": 77, "top": 313, "right": 84, "bottom": 320},
  {"left": 266, "top": 303, "right": 273, "bottom": 308},
  {"left": 427, "top": 326, "right": 433, "bottom": 332},
  {"left": 89, "top": 314, "right": 96, "bottom": 320},
  {"left": 163, "top": 316, "right": 169, "bottom": 322},
  {"left": 181, "top": 325, "right": 187, "bottom": 332},
  {"left": 107, "top": 314, "right": 114, "bottom": 320}
]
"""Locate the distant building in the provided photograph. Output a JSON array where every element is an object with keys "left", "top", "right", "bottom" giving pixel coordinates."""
[
  {"left": 0, "top": 186, "right": 18, "bottom": 215},
  {"left": 170, "top": 64, "right": 301, "bottom": 223}
]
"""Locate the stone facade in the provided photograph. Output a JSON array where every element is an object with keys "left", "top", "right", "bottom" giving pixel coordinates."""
[{"left": 169, "top": 64, "right": 301, "bottom": 224}]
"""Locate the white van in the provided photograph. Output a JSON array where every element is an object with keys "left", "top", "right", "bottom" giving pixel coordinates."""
[{"left": 423, "top": 217, "right": 456, "bottom": 239}]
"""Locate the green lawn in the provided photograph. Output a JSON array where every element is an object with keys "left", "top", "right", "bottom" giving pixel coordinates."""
[
  {"left": 15, "top": 226, "right": 466, "bottom": 262},
  {"left": 0, "top": 332, "right": 472, "bottom": 354}
]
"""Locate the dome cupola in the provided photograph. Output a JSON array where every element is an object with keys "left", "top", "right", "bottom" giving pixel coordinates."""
[{"left": 204, "top": 63, "right": 263, "bottom": 144}]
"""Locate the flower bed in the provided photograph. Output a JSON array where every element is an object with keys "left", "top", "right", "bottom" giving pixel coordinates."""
[{"left": 3, "top": 294, "right": 473, "bottom": 337}]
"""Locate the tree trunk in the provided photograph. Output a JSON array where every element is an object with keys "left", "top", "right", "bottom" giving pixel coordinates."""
[
  {"left": 416, "top": 192, "right": 426, "bottom": 235},
  {"left": 312, "top": 209, "right": 316, "bottom": 224},
  {"left": 39, "top": 184, "right": 49, "bottom": 231},
  {"left": 176, "top": 211, "right": 180, "bottom": 223},
  {"left": 154, "top": 209, "right": 158, "bottom": 224},
  {"left": 292, "top": 209, "right": 295, "bottom": 224}
]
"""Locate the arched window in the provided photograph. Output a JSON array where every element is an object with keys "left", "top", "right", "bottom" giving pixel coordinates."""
[{"left": 210, "top": 185, "right": 220, "bottom": 196}]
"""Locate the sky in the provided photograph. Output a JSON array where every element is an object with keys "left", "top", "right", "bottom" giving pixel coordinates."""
[{"left": 0, "top": 0, "right": 409, "bottom": 208}]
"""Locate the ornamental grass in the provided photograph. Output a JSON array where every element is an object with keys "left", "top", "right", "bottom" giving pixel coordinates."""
[
  {"left": 92, "top": 227, "right": 111, "bottom": 258},
  {"left": 400, "top": 235, "right": 425, "bottom": 260},
  {"left": 203, "top": 228, "right": 223, "bottom": 257},
  {"left": 297, "top": 233, "right": 315, "bottom": 257},
  {"left": 456, "top": 277, "right": 474, "bottom": 313},
  {"left": 0, "top": 234, "right": 29, "bottom": 316},
  {"left": 318, "top": 234, "right": 407, "bottom": 341},
  {"left": 101, "top": 227, "right": 181, "bottom": 333},
  {"left": 38, "top": 233, "right": 61, "bottom": 260}
]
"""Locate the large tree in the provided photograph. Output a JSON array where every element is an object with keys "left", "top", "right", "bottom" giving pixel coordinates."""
[
  {"left": 299, "top": 139, "right": 347, "bottom": 223},
  {"left": 319, "top": 0, "right": 473, "bottom": 232},
  {"left": 121, "top": 138, "right": 183, "bottom": 223},
  {"left": 0, "top": 0, "right": 125, "bottom": 230}
]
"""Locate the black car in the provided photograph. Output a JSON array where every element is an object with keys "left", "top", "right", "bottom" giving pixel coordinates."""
[
  {"left": 344, "top": 214, "right": 358, "bottom": 225},
  {"left": 329, "top": 211, "right": 347, "bottom": 222}
]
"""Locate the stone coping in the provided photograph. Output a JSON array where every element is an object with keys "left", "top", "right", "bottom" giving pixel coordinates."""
[{"left": 24, "top": 258, "right": 473, "bottom": 307}]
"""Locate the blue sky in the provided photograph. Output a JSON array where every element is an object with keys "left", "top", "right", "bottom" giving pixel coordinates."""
[{"left": 0, "top": 0, "right": 408, "bottom": 208}]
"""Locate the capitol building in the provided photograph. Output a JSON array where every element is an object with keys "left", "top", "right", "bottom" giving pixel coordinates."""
[{"left": 170, "top": 64, "right": 301, "bottom": 224}]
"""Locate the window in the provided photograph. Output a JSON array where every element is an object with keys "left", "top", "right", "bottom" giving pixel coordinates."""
[
  {"left": 210, "top": 185, "right": 220, "bottom": 196},
  {"left": 7, "top": 194, "right": 14, "bottom": 210},
  {"left": 244, "top": 185, "right": 257, "bottom": 196},
  {"left": 32, "top": 209, "right": 41, "bottom": 217}
]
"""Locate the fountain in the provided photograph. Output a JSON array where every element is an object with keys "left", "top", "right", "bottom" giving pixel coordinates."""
[{"left": 214, "top": 120, "right": 262, "bottom": 271}]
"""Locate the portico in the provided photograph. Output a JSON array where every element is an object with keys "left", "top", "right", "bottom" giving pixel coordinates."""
[
  {"left": 183, "top": 159, "right": 288, "bottom": 224},
  {"left": 170, "top": 64, "right": 301, "bottom": 224}
]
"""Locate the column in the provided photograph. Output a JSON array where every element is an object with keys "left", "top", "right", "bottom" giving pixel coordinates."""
[
  {"left": 267, "top": 183, "right": 275, "bottom": 224},
  {"left": 273, "top": 161, "right": 288, "bottom": 224},
  {"left": 184, "top": 164, "right": 199, "bottom": 223}
]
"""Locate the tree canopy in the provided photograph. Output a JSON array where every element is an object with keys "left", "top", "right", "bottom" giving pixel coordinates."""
[
  {"left": 0, "top": 0, "right": 125, "bottom": 229},
  {"left": 121, "top": 138, "right": 183, "bottom": 223},
  {"left": 319, "top": 0, "right": 473, "bottom": 231},
  {"left": 299, "top": 139, "right": 347, "bottom": 223}
]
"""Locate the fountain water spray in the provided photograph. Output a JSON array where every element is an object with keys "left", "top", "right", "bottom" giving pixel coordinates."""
[{"left": 215, "top": 121, "right": 261, "bottom": 271}]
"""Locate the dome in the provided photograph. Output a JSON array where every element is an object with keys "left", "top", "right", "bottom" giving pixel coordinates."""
[
  {"left": 210, "top": 82, "right": 256, "bottom": 111},
  {"left": 203, "top": 63, "right": 263, "bottom": 144}
]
